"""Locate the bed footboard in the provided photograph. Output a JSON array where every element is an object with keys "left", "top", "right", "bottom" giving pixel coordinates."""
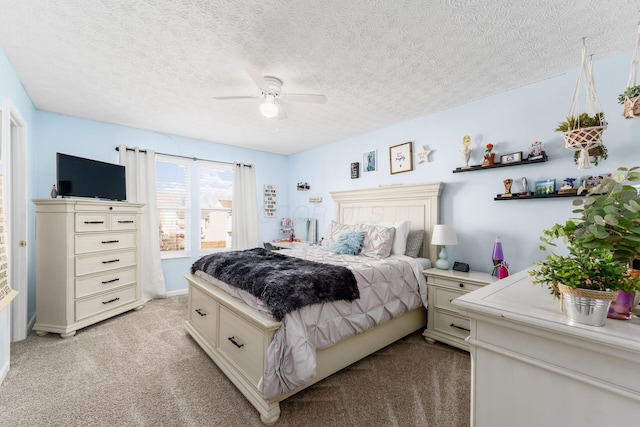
[{"left": 184, "top": 273, "right": 426, "bottom": 424}]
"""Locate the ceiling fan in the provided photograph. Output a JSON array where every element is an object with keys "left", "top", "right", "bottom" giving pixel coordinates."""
[{"left": 213, "top": 67, "right": 328, "bottom": 119}]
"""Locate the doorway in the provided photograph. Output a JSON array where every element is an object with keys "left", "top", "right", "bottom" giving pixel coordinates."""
[{"left": 5, "top": 100, "right": 28, "bottom": 342}]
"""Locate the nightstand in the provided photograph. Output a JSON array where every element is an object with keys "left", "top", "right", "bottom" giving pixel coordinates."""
[{"left": 422, "top": 268, "right": 496, "bottom": 351}]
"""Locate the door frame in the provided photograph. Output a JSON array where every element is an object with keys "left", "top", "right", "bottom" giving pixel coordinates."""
[{"left": 4, "top": 99, "right": 28, "bottom": 342}]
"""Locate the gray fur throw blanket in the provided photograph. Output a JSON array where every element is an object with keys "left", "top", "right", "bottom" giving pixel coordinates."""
[{"left": 191, "top": 248, "right": 359, "bottom": 321}]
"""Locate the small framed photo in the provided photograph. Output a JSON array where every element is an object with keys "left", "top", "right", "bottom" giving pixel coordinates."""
[
  {"left": 534, "top": 179, "right": 556, "bottom": 195},
  {"left": 500, "top": 152, "right": 522, "bottom": 164},
  {"left": 389, "top": 141, "right": 413, "bottom": 174},
  {"left": 351, "top": 162, "right": 360, "bottom": 179},
  {"left": 363, "top": 150, "right": 377, "bottom": 172}
]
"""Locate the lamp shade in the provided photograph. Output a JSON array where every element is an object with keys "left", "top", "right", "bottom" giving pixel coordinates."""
[{"left": 431, "top": 225, "right": 458, "bottom": 246}]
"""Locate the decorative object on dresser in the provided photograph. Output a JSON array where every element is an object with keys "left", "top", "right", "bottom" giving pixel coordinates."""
[
  {"left": 430, "top": 224, "right": 458, "bottom": 270},
  {"left": 530, "top": 165, "right": 640, "bottom": 325},
  {"left": 184, "top": 182, "right": 443, "bottom": 424},
  {"left": 422, "top": 268, "right": 495, "bottom": 351},
  {"left": 32, "top": 199, "right": 144, "bottom": 338},
  {"left": 556, "top": 38, "right": 607, "bottom": 170},
  {"left": 453, "top": 270, "right": 640, "bottom": 427}
]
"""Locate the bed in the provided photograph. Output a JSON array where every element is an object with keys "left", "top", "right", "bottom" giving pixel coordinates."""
[{"left": 184, "top": 182, "right": 443, "bottom": 424}]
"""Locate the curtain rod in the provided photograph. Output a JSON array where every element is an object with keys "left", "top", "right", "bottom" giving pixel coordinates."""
[{"left": 115, "top": 146, "right": 252, "bottom": 167}]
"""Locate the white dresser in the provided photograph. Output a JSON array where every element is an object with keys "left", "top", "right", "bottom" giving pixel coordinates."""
[
  {"left": 453, "top": 269, "right": 640, "bottom": 427},
  {"left": 33, "top": 199, "right": 144, "bottom": 338}
]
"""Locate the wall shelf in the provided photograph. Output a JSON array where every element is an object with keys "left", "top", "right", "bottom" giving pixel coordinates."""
[
  {"left": 494, "top": 192, "right": 585, "bottom": 201},
  {"left": 453, "top": 153, "right": 547, "bottom": 173}
]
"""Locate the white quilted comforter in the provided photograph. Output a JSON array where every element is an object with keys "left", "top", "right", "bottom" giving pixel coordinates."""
[{"left": 193, "top": 246, "right": 427, "bottom": 399}]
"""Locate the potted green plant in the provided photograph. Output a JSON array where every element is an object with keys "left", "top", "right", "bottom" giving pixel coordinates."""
[
  {"left": 531, "top": 166, "right": 640, "bottom": 323},
  {"left": 618, "top": 84, "right": 640, "bottom": 119},
  {"left": 530, "top": 246, "right": 640, "bottom": 326},
  {"left": 555, "top": 112, "right": 607, "bottom": 169}
]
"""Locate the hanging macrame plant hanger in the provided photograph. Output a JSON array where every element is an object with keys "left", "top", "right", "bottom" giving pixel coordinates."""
[
  {"left": 623, "top": 22, "right": 640, "bottom": 119},
  {"left": 563, "top": 38, "right": 606, "bottom": 170}
]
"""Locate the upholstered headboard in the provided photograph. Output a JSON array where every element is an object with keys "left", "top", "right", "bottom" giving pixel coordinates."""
[{"left": 329, "top": 182, "right": 443, "bottom": 266}]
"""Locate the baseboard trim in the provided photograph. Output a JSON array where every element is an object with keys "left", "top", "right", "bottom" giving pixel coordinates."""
[
  {"left": 0, "top": 358, "right": 9, "bottom": 385},
  {"left": 165, "top": 289, "right": 188, "bottom": 297}
]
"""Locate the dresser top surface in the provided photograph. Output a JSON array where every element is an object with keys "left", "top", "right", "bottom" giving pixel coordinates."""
[{"left": 453, "top": 269, "right": 640, "bottom": 350}]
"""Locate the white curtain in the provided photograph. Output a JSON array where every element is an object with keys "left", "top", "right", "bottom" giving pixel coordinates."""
[
  {"left": 119, "top": 145, "right": 166, "bottom": 301},
  {"left": 231, "top": 163, "right": 259, "bottom": 250}
]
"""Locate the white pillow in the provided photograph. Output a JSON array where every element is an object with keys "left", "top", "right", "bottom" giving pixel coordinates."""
[{"left": 365, "top": 220, "right": 410, "bottom": 256}]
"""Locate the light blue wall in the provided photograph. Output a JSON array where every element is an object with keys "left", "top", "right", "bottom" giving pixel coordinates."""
[
  {"left": 289, "top": 50, "right": 640, "bottom": 275},
  {"left": 2, "top": 45, "right": 640, "bottom": 356},
  {"left": 0, "top": 47, "right": 37, "bottom": 364},
  {"left": 33, "top": 112, "right": 289, "bottom": 293}
]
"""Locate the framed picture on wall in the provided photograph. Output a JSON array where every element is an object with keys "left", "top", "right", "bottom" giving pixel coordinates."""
[
  {"left": 389, "top": 141, "right": 413, "bottom": 174},
  {"left": 363, "top": 150, "right": 377, "bottom": 172},
  {"left": 499, "top": 152, "right": 522, "bottom": 164},
  {"left": 351, "top": 162, "right": 360, "bottom": 179},
  {"left": 534, "top": 179, "right": 556, "bottom": 195}
]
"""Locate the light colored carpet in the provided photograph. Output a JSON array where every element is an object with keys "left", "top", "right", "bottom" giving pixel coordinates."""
[{"left": 0, "top": 296, "right": 470, "bottom": 426}]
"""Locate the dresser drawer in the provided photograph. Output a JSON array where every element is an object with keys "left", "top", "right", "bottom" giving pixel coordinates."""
[
  {"left": 428, "top": 276, "right": 484, "bottom": 292},
  {"left": 75, "top": 232, "right": 136, "bottom": 254},
  {"left": 433, "top": 287, "right": 466, "bottom": 312},
  {"left": 111, "top": 214, "right": 138, "bottom": 230},
  {"left": 75, "top": 267, "right": 137, "bottom": 298},
  {"left": 75, "top": 213, "right": 109, "bottom": 232},
  {"left": 76, "top": 249, "right": 137, "bottom": 276},
  {"left": 434, "top": 310, "right": 471, "bottom": 340},
  {"left": 189, "top": 285, "right": 218, "bottom": 343},
  {"left": 75, "top": 285, "right": 137, "bottom": 321},
  {"left": 218, "top": 306, "right": 265, "bottom": 386}
]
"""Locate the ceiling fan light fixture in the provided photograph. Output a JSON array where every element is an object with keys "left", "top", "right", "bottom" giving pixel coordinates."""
[{"left": 259, "top": 96, "right": 279, "bottom": 118}]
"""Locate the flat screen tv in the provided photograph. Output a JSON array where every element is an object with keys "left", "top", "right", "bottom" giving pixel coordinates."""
[{"left": 56, "top": 153, "right": 127, "bottom": 201}]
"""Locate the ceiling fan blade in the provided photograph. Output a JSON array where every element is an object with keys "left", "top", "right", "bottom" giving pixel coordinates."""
[
  {"left": 282, "top": 93, "right": 327, "bottom": 104},
  {"left": 276, "top": 104, "right": 287, "bottom": 120},
  {"left": 245, "top": 67, "right": 268, "bottom": 91},
  {"left": 212, "top": 95, "right": 259, "bottom": 100}
]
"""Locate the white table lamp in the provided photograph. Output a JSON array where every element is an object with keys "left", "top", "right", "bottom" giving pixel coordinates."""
[{"left": 431, "top": 225, "right": 458, "bottom": 270}]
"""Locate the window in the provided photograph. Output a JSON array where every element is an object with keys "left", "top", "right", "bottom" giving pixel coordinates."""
[
  {"left": 156, "top": 156, "right": 190, "bottom": 254},
  {"left": 198, "top": 161, "right": 233, "bottom": 250},
  {"left": 155, "top": 155, "right": 234, "bottom": 256}
]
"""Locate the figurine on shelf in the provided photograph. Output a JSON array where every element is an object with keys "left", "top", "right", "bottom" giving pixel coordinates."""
[
  {"left": 519, "top": 177, "right": 530, "bottom": 196},
  {"left": 482, "top": 143, "right": 495, "bottom": 166},
  {"left": 528, "top": 140, "right": 545, "bottom": 161},
  {"left": 501, "top": 178, "right": 513, "bottom": 198},
  {"left": 462, "top": 135, "right": 472, "bottom": 169},
  {"left": 558, "top": 177, "right": 578, "bottom": 194}
]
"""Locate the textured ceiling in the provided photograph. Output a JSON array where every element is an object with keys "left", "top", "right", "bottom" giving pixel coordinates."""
[{"left": 0, "top": 0, "right": 639, "bottom": 155}]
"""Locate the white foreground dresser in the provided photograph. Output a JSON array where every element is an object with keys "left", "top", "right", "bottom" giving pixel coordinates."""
[
  {"left": 453, "top": 269, "right": 640, "bottom": 427},
  {"left": 33, "top": 199, "right": 144, "bottom": 338}
]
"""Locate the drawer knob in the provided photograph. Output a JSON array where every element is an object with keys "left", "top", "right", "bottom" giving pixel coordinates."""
[
  {"left": 84, "top": 221, "right": 105, "bottom": 224},
  {"left": 450, "top": 323, "right": 470, "bottom": 332},
  {"left": 118, "top": 220, "right": 134, "bottom": 224},
  {"left": 102, "top": 297, "right": 120, "bottom": 305},
  {"left": 101, "top": 278, "right": 120, "bottom": 284},
  {"left": 101, "top": 240, "right": 120, "bottom": 244},
  {"left": 102, "top": 259, "right": 120, "bottom": 264},
  {"left": 228, "top": 336, "right": 244, "bottom": 349},
  {"left": 195, "top": 308, "right": 207, "bottom": 317},
  {"left": 458, "top": 283, "right": 464, "bottom": 288}
]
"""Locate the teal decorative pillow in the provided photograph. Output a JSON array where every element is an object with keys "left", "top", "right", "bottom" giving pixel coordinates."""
[{"left": 330, "top": 231, "right": 366, "bottom": 255}]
